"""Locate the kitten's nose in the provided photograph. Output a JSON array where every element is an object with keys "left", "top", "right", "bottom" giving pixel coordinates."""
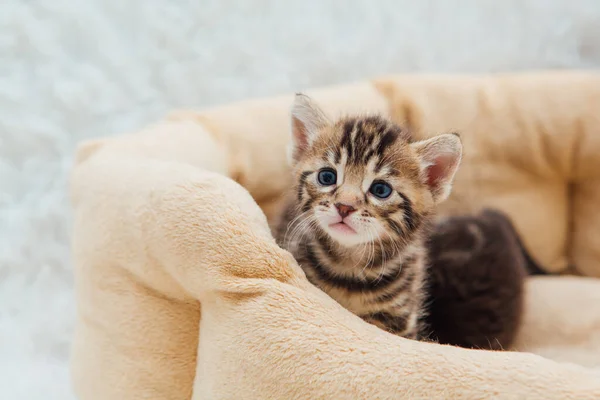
[{"left": 335, "top": 203, "right": 356, "bottom": 218}]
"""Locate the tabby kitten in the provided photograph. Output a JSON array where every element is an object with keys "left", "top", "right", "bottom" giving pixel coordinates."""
[{"left": 275, "top": 94, "right": 463, "bottom": 340}]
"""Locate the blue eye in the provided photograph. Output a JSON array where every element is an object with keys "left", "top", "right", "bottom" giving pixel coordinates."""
[
  {"left": 317, "top": 169, "right": 337, "bottom": 186},
  {"left": 369, "top": 181, "right": 393, "bottom": 199}
]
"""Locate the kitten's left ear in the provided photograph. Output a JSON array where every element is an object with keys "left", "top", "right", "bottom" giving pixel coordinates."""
[
  {"left": 288, "top": 93, "right": 331, "bottom": 163},
  {"left": 410, "top": 133, "right": 463, "bottom": 203}
]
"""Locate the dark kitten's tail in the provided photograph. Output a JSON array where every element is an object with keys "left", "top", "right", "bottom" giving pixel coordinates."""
[
  {"left": 479, "top": 209, "right": 549, "bottom": 276},
  {"left": 494, "top": 210, "right": 549, "bottom": 276},
  {"left": 519, "top": 241, "right": 549, "bottom": 276}
]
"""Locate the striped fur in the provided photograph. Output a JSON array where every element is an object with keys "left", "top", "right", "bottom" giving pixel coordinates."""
[{"left": 277, "top": 111, "right": 444, "bottom": 339}]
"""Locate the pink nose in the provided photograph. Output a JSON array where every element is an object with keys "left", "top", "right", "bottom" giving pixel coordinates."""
[{"left": 335, "top": 203, "right": 356, "bottom": 218}]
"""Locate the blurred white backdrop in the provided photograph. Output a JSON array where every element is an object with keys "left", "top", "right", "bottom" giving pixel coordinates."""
[{"left": 0, "top": 0, "right": 599, "bottom": 398}]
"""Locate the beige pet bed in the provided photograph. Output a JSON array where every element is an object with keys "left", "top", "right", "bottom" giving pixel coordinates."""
[{"left": 70, "top": 71, "right": 600, "bottom": 399}]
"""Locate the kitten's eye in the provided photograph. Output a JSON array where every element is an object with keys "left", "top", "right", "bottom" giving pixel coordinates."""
[
  {"left": 369, "top": 181, "right": 393, "bottom": 199},
  {"left": 317, "top": 168, "right": 337, "bottom": 186}
]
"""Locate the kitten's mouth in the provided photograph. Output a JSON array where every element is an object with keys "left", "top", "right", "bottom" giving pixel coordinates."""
[{"left": 328, "top": 222, "right": 357, "bottom": 235}]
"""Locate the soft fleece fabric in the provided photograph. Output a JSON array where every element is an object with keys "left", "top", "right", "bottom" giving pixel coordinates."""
[{"left": 70, "top": 72, "right": 600, "bottom": 399}]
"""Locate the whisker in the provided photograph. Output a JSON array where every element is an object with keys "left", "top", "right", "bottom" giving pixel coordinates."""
[
  {"left": 367, "top": 227, "right": 377, "bottom": 270},
  {"left": 284, "top": 210, "right": 312, "bottom": 244},
  {"left": 285, "top": 213, "right": 318, "bottom": 248},
  {"left": 361, "top": 225, "right": 380, "bottom": 279},
  {"left": 353, "top": 233, "right": 371, "bottom": 273},
  {"left": 374, "top": 231, "right": 388, "bottom": 285},
  {"left": 376, "top": 230, "right": 387, "bottom": 271},
  {"left": 360, "top": 228, "right": 374, "bottom": 275},
  {"left": 381, "top": 227, "right": 404, "bottom": 258}
]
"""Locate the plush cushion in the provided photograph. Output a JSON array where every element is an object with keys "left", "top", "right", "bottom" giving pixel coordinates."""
[
  {"left": 169, "top": 71, "right": 600, "bottom": 274},
  {"left": 70, "top": 71, "right": 600, "bottom": 399},
  {"left": 374, "top": 72, "right": 600, "bottom": 275}
]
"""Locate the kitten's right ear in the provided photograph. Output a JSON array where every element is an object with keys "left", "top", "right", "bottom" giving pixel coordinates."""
[{"left": 289, "top": 93, "right": 330, "bottom": 163}]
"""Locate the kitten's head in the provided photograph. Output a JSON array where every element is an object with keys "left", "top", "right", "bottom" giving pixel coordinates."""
[{"left": 288, "top": 94, "right": 462, "bottom": 247}]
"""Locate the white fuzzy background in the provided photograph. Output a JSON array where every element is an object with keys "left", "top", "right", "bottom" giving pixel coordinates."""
[{"left": 1, "top": 0, "right": 599, "bottom": 398}]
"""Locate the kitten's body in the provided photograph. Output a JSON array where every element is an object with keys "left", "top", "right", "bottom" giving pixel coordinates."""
[
  {"left": 276, "top": 94, "right": 535, "bottom": 349},
  {"left": 278, "top": 200, "right": 428, "bottom": 338},
  {"left": 423, "top": 209, "right": 538, "bottom": 349}
]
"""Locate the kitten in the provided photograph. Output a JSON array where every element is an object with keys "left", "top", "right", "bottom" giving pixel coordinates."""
[
  {"left": 423, "top": 209, "right": 540, "bottom": 349},
  {"left": 276, "top": 93, "right": 462, "bottom": 339},
  {"left": 275, "top": 94, "right": 535, "bottom": 348}
]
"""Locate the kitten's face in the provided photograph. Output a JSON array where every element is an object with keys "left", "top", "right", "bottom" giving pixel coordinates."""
[
  {"left": 289, "top": 94, "right": 462, "bottom": 248},
  {"left": 294, "top": 118, "right": 426, "bottom": 246}
]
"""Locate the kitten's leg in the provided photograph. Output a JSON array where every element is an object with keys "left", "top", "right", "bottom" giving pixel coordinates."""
[{"left": 362, "top": 311, "right": 421, "bottom": 340}]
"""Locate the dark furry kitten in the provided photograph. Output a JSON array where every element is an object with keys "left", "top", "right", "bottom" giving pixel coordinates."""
[{"left": 423, "top": 209, "right": 546, "bottom": 350}]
